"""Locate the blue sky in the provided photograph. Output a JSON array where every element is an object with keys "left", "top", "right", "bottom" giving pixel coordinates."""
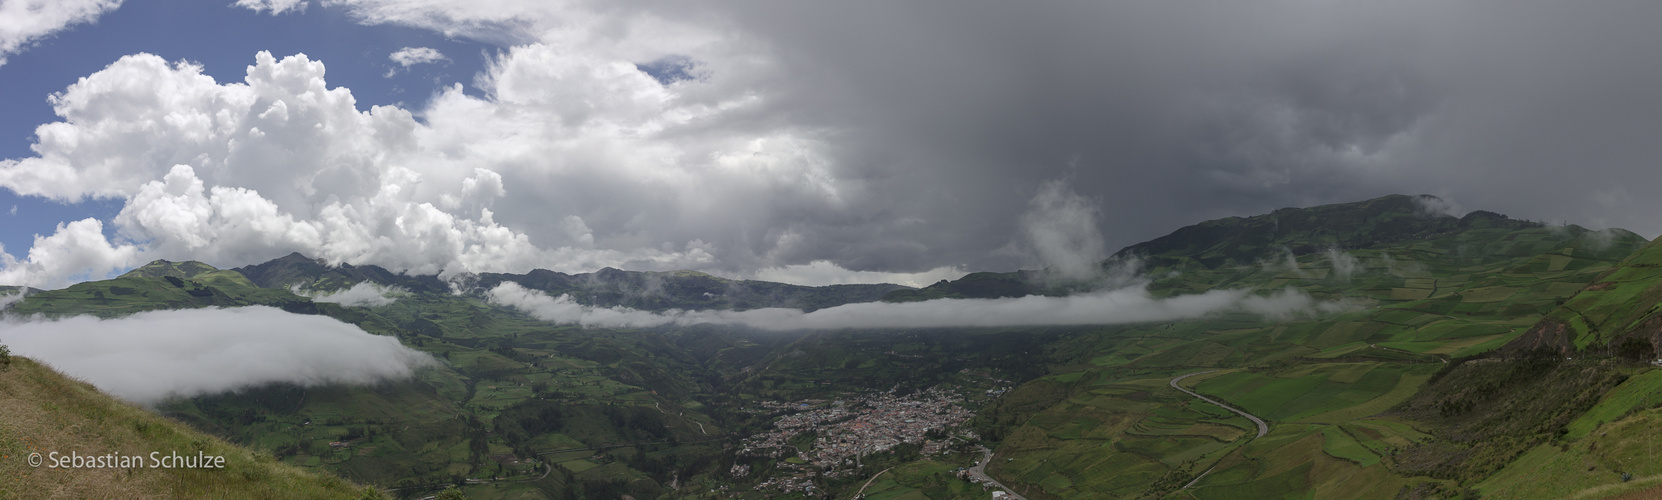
[{"left": 0, "top": 0, "right": 491, "bottom": 261}]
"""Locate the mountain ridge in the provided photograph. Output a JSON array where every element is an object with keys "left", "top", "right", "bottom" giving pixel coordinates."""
[{"left": 9, "top": 193, "right": 1662, "bottom": 498}]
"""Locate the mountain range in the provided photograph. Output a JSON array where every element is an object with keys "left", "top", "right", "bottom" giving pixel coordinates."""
[{"left": 6, "top": 194, "right": 1662, "bottom": 499}]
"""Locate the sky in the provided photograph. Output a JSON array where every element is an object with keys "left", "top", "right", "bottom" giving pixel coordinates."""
[{"left": 3, "top": 1, "right": 1662, "bottom": 289}]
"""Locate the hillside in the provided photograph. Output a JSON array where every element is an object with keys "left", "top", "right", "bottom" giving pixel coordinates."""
[
  {"left": 873, "top": 196, "right": 1657, "bottom": 499},
  {"left": 882, "top": 193, "right": 1639, "bottom": 302},
  {"left": 1116, "top": 194, "right": 1548, "bottom": 270},
  {"left": 5, "top": 260, "right": 327, "bottom": 318},
  {"left": 1386, "top": 234, "right": 1662, "bottom": 498},
  {"left": 9, "top": 194, "right": 1662, "bottom": 498},
  {"left": 3, "top": 260, "right": 736, "bottom": 497},
  {"left": 0, "top": 355, "right": 380, "bottom": 498},
  {"left": 1501, "top": 236, "right": 1662, "bottom": 355}
]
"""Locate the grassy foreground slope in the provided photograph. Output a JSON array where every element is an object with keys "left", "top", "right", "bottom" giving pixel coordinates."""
[
  {"left": 4, "top": 259, "right": 779, "bottom": 498},
  {"left": 0, "top": 356, "right": 380, "bottom": 498}
]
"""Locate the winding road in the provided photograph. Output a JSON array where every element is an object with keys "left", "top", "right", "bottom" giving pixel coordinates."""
[
  {"left": 1169, "top": 371, "right": 1267, "bottom": 438},
  {"left": 1168, "top": 370, "right": 1270, "bottom": 491}
]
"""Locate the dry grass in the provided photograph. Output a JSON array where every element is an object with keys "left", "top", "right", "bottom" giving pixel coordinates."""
[{"left": 0, "top": 356, "right": 382, "bottom": 499}]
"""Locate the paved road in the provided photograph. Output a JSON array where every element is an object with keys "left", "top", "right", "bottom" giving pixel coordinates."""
[
  {"left": 966, "top": 447, "right": 1028, "bottom": 500},
  {"left": 1168, "top": 370, "right": 1271, "bottom": 491},
  {"left": 851, "top": 467, "right": 894, "bottom": 499},
  {"left": 1169, "top": 371, "right": 1267, "bottom": 439}
]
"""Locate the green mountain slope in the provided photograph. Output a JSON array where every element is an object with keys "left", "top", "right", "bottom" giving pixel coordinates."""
[
  {"left": 941, "top": 200, "right": 1653, "bottom": 499},
  {"left": 883, "top": 194, "right": 1643, "bottom": 303},
  {"left": 3, "top": 261, "right": 737, "bottom": 497},
  {"left": 1501, "top": 236, "right": 1662, "bottom": 354},
  {"left": 234, "top": 252, "right": 455, "bottom": 294},
  {"left": 11, "top": 194, "right": 1662, "bottom": 499},
  {"left": 1394, "top": 236, "right": 1662, "bottom": 498},
  {"left": 1116, "top": 194, "right": 1548, "bottom": 270},
  {"left": 0, "top": 355, "right": 381, "bottom": 498}
]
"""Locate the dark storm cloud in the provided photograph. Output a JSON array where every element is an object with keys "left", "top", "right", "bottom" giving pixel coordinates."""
[{"left": 617, "top": 1, "right": 1662, "bottom": 272}]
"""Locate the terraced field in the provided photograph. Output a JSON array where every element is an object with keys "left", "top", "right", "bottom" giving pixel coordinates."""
[
  {"left": 974, "top": 200, "right": 1654, "bottom": 499},
  {"left": 14, "top": 195, "right": 1662, "bottom": 499}
]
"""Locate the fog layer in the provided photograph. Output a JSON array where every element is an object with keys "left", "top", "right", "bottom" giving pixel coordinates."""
[
  {"left": 487, "top": 282, "right": 1350, "bottom": 331},
  {"left": 0, "top": 306, "right": 435, "bottom": 405}
]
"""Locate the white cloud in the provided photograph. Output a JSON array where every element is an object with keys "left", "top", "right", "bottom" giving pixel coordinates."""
[
  {"left": 233, "top": 0, "right": 307, "bottom": 15},
  {"left": 389, "top": 46, "right": 447, "bottom": 67},
  {"left": 1326, "top": 248, "right": 1360, "bottom": 281},
  {"left": 297, "top": 281, "right": 402, "bottom": 307},
  {"left": 748, "top": 260, "right": 965, "bottom": 287},
  {"left": 0, "top": 306, "right": 435, "bottom": 405},
  {"left": 1262, "top": 247, "right": 1305, "bottom": 278},
  {"left": 0, "top": 218, "right": 138, "bottom": 289},
  {"left": 0, "top": 0, "right": 121, "bottom": 68},
  {"left": 487, "top": 281, "right": 1351, "bottom": 331},
  {"left": 0, "top": 51, "right": 731, "bottom": 280},
  {"left": 1411, "top": 194, "right": 1465, "bottom": 218},
  {"left": 0, "top": 2, "right": 882, "bottom": 285},
  {"left": 1017, "top": 179, "right": 1108, "bottom": 281}
]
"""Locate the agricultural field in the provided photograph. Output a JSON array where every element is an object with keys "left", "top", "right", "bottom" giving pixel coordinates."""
[
  {"left": 13, "top": 195, "right": 1662, "bottom": 498},
  {"left": 966, "top": 205, "right": 1656, "bottom": 498}
]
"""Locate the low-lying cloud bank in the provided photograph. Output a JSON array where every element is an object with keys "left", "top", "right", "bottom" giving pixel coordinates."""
[
  {"left": 487, "top": 282, "right": 1353, "bottom": 331},
  {"left": 0, "top": 306, "right": 435, "bottom": 405},
  {"left": 295, "top": 282, "right": 404, "bottom": 307},
  {"left": 748, "top": 260, "right": 967, "bottom": 288}
]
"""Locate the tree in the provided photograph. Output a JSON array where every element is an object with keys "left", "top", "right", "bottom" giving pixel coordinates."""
[
  {"left": 436, "top": 486, "right": 469, "bottom": 500},
  {"left": 1617, "top": 337, "right": 1655, "bottom": 361},
  {"left": 0, "top": 342, "right": 10, "bottom": 370}
]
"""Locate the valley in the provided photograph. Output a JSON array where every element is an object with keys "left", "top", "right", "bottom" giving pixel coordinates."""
[{"left": 10, "top": 194, "right": 1662, "bottom": 499}]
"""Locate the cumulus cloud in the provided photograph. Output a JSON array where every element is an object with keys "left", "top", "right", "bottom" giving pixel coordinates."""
[
  {"left": 0, "top": 306, "right": 434, "bottom": 405},
  {"left": 487, "top": 281, "right": 1349, "bottom": 331},
  {"left": 389, "top": 46, "right": 447, "bottom": 67},
  {"left": 296, "top": 281, "right": 403, "bottom": 307},
  {"left": 0, "top": 218, "right": 138, "bottom": 289},
  {"left": 0, "top": 52, "right": 723, "bottom": 279},
  {"left": 748, "top": 260, "right": 964, "bottom": 287},
  {"left": 0, "top": 0, "right": 122, "bottom": 68}
]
